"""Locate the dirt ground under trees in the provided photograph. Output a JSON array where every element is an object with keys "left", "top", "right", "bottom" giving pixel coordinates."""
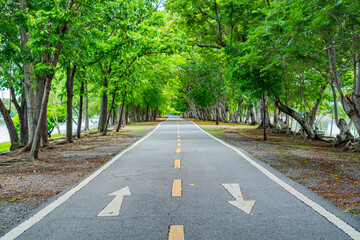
[
  {"left": 0, "top": 120, "right": 164, "bottom": 235},
  {"left": 189, "top": 119, "right": 360, "bottom": 218}
]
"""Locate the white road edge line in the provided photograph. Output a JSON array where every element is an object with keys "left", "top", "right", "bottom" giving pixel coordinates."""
[
  {"left": 192, "top": 121, "right": 360, "bottom": 240},
  {"left": 0, "top": 122, "right": 164, "bottom": 240}
]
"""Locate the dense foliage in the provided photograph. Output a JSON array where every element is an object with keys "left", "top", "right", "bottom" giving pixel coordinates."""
[{"left": 0, "top": 0, "right": 360, "bottom": 156}]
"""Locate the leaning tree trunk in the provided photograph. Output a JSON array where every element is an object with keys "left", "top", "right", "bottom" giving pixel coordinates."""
[
  {"left": 0, "top": 99, "right": 19, "bottom": 150},
  {"left": 271, "top": 97, "right": 319, "bottom": 139}
]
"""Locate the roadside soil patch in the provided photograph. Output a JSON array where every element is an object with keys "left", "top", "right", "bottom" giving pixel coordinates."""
[
  {"left": 189, "top": 118, "right": 360, "bottom": 218},
  {"left": 0, "top": 119, "right": 164, "bottom": 235}
]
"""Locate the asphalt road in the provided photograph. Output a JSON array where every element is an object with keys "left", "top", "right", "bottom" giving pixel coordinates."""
[{"left": 2, "top": 117, "right": 360, "bottom": 240}]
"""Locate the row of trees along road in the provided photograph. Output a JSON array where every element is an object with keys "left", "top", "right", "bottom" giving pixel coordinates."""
[
  {"left": 0, "top": 0, "right": 184, "bottom": 160},
  {"left": 1, "top": 0, "right": 360, "bottom": 160},
  {"left": 166, "top": 0, "right": 360, "bottom": 148}
]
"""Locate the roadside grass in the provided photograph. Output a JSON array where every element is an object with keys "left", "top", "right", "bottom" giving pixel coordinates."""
[
  {"left": 50, "top": 133, "right": 66, "bottom": 138},
  {"left": 0, "top": 142, "right": 11, "bottom": 152}
]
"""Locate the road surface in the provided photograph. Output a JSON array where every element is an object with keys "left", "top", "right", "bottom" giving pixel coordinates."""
[{"left": 1, "top": 117, "right": 360, "bottom": 240}]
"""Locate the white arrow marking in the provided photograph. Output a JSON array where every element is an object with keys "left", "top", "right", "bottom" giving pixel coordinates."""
[
  {"left": 222, "top": 183, "right": 255, "bottom": 214},
  {"left": 97, "top": 186, "right": 131, "bottom": 217}
]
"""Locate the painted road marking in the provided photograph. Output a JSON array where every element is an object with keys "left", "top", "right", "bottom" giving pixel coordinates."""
[
  {"left": 177, "top": 139, "right": 181, "bottom": 142},
  {"left": 0, "top": 123, "right": 164, "bottom": 240},
  {"left": 177, "top": 143, "right": 181, "bottom": 146},
  {"left": 174, "top": 159, "right": 181, "bottom": 168},
  {"left": 168, "top": 225, "right": 184, "bottom": 240},
  {"left": 177, "top": 135, "right": 181, "bottom": 138},
  {"left": 172, "top": 179, "right": 182, "bottom": 197},
  {"left": 176, "top": 148, "right": 181, "bottom": 154},
  {"left": 193, "top": 122, "right": 360, "bottom": 240},
  {"left": 222, "top": 184, "right": 255, "bottom": 214},
  {"left": 97, "top": 187, "right": 131, "bottom": 217}
]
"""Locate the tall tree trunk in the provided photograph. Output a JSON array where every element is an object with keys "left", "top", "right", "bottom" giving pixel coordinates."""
[
  {"left": 84, "top": 84, "right": 89, "bottom": 132},
  {"left": 29, "top": 0, "right": 76, "bottom": 160},
  {"left": 76, "top": 80, "right": 84, "bottom": 138},
  {"left": 0, "top": 99, "right": 19, "bottom": 150},
  {"left": 35, "top": 74, "right": 46, "bottom": 142},
  {"left": 273, "top": 107, "right": 279, "bottom": 129},
  {"left": 104, "top": 91, "right": 116, "bottom": 135},
  {"left": 327, "top": 47, "right": 360, "bottom": 135},
  {"left": 66, "top": 63, "right": 76, "bottom": 143},
  {"left": 145, "top": 104, "right": 150, "bottom": 121},
  {"left": 331, "top": 85, "right": 339, "bottom": 127},
  {"left": 258, "top": 97, "right": 272, "bottom": 128},
  {"left": 19, "top": 1, "right": 36, "bottom": 146},
  {"left": 215, "top": 102, "right": 219, "bottom": 125},
  {"left": 98, "top": 77, "right": 108, "bottom": 133},
  {"left": 262, "top": 93, "right": 267, "bottom": 141},
  {"left": 285, "top": 74, "right": 290, "bottom": 127},
  {"left": 10, "top": 86, "right": 28, "bottom": 145},
  {"left": 42, "top": 111, "right": 48, "bottom": 143},
  {"left": 19, "top": 95, "right": 28, "bottom": 144},
  {"left": 116, "top": 91, "right": 127, "bottom": 132},
  {"left": 30, "top": 76, "right": 53, "bottom": 160},
  {"left": 111, "top": 106, "right": 116, "bottom": 126},
  {"left": 125, "top": 108, "right": 129, "bottom": 125}
]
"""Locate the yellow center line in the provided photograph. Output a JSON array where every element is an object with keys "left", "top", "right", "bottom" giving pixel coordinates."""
[
  {"left": 177, "top": 139, "right": 181, "bottom": 142},
  {"left": 177, "top": 143, "right": 181, "bottom": 146},
  {"left": 176, "top": 148, "right": 181, "bottom": 154},
  {"left": 172, "top": 179, "right": 182, "bottom": 197},
  {"left": 174, "top": 159, "right": 181, "bottom": 168},
  {"left": 177, "top": 135, "right": 181, "bottom": 138},
  {"left": 168, "top": 225, "right": 184, "bottom": 240}
]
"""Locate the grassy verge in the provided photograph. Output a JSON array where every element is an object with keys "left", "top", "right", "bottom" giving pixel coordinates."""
[{"left": 0, "top": 142, "right": 11, "bottom": 152}]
